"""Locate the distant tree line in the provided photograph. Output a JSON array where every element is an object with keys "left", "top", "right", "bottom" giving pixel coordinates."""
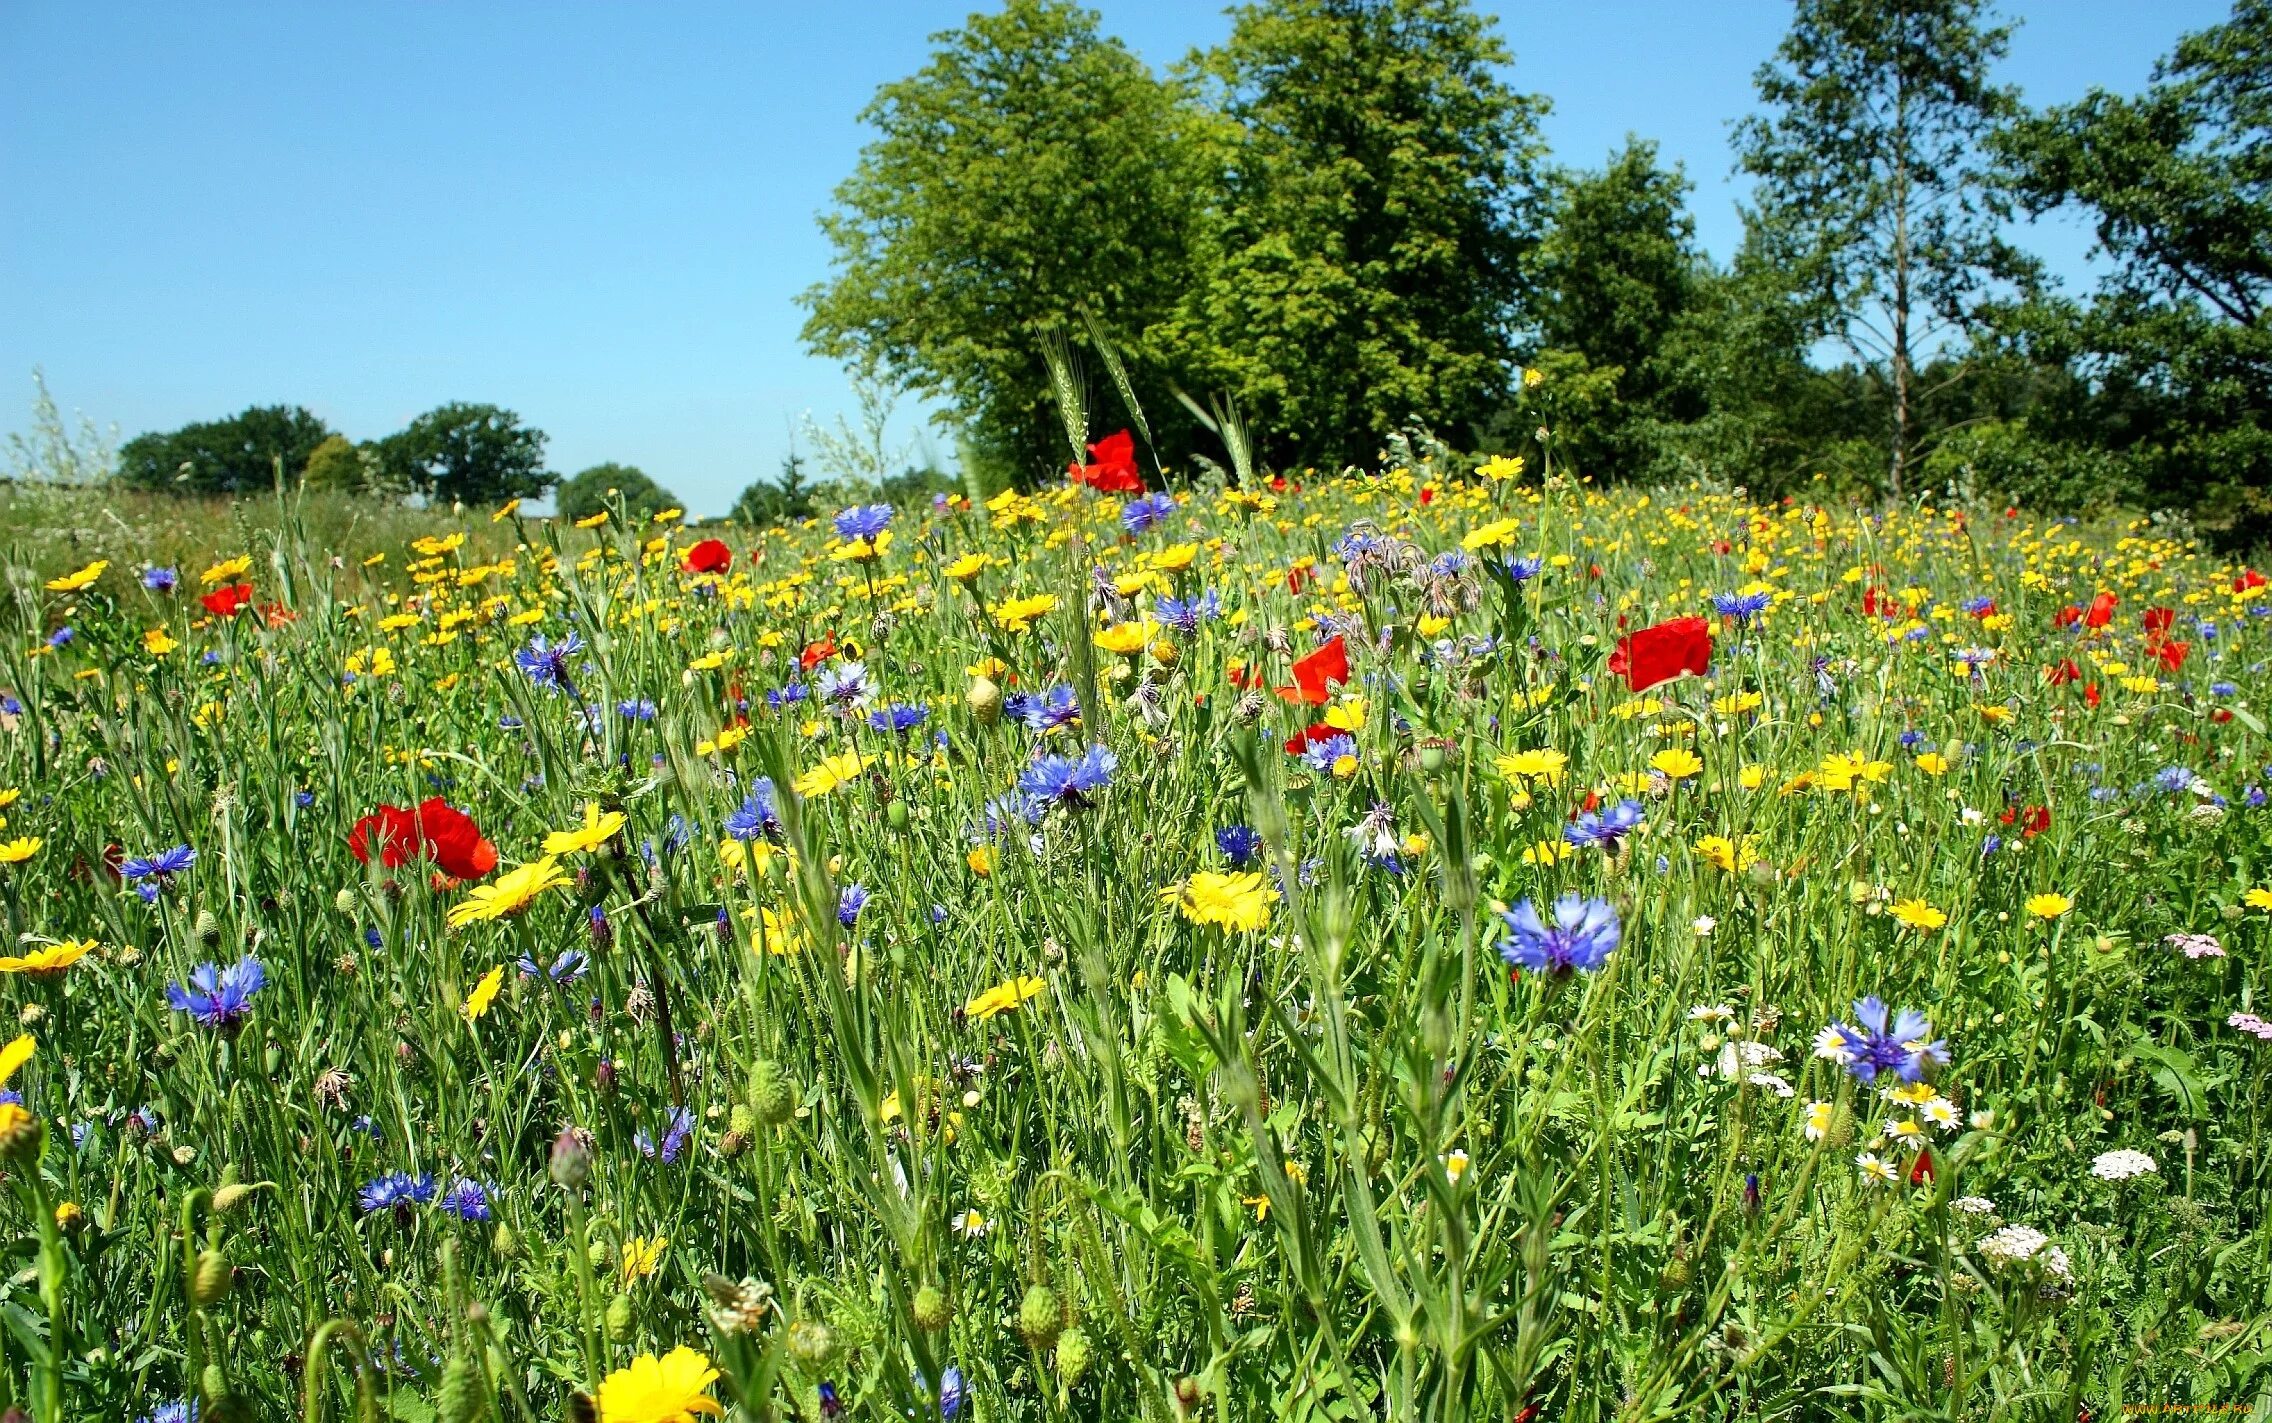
[{"left": 800, "top": 0, "right": 2272, "bottom": 543}]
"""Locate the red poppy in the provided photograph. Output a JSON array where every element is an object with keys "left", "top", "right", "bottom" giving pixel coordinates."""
[
  {"left": 1287, "top": 565, "right": 1310, "bottom": 594},
  {"left": 2144, "top": 606, "right": 2175, "bottom": 637},
  {"left": 1228, "top": 661, "right": 1259, "bottom": 691},
  {"left": 2155, "top": 638, "right": 2192, "bottom": 672},
  {"left": 2021, "top": 805, "right": 2051, "bottom": 836},
  {"left": 2084, "top": 591, "right": 2117, "bottom": 630},
  {"left": 2053, "top": 603, "right": 2082, "bottom": 628},
  {"left": 1966, "top": 599, "right": 1997, "bottom": 619},
  {"left": 1418, "top": 486, "right": 1435, "bottom": 505},
  {"left": 201, "top": 582, "right": 254, "bottom": 617},
  {"left": 2235, "top": 569, "right": 2267, "bottom": 593},
  {"left": 1283, "top": 722, "right": 1339, "bottom": 755},
  {"left": 682, "top": 538, "right": 732, "bottom": 575},
  {"left": 2045, "top": 658, "right": 2082, "bottom": 686},
  {"left": 349, "top": 798, "right": 497, "bottom": 881},
  {"left": 2084, "top": 682, "right": 2101, "bottom": 709},
  {"left": 1275, "top": 636, "right": 1349, "bottom": 705},
  {"left": 1068, "top": 429, "right": 1143, "bottom": 494},
  {"left": 800, "top": 633, "right": 837, "bottom": 671},
  {"left": 1908, "top": 1147, "right": 1936, "bottom": 1187},
  {"left": 259, "top": 602, "right": 296, "bottom": 628},
  {"left": 1608, "top": 616, "right": 1712, "bottom": 693}
]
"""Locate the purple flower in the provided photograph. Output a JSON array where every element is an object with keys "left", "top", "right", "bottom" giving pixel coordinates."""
[
  {"left": 1120, "top": 492, "right": 1179, "bottom": 534},
  {"left": 636, "top": 1106, "right": 694, "bottom": 1164},
  {"left": 165, "top": 956, "right": 265, "bottom": 1029},
  {"left": 1216, "top": 824, "right": 1262, "bottom": 867},
  {"left": 358, "top": 1171, "right": 436, "bottom": 1215},
  {"left": 1155, "top": 589, "right": 1221, "bottom": 635},
  {"left": 1712, "top": 590, "right": 1773, "bottom": 622},
  {"left": 837, "top": 883, "right": 869, "bottom": 927},
  {"left": 1817, "top": 997, "right": 1947, "bottom": 1084},
  {"left": 1299, "top": 734, "right": 1358, "bottom": 775},
  {"left": 867, "top": 702, "right": 929, "bottom": 736},
  {"left": 514, "top": 632, "right": 585, "bottom": 692},
  {"left": 439, "top": 1178, "right": 492, "bottom": 1221},
  {"left": 1007, "top": 684, "right": 1080, "bottom": 732},
  {"left": 518, "top": 949, "right": 590, "bottom": 984},
  {"left": 1564, "top": 798, "right": 1646, "bottom": 849},
  {"left": 725, "top": 779, "right": 782, "bottom": 841},
  {"left": 1018, "top": 745, "right": 1116, "bottom": 810},
  {"left": 1498, "top": 895, "right": 1620, "bottom": 976},
  {"left": 816, "top": 661, "right": 873, "bottom": 709},
  {"left": 122, "top": 844, "right": 196, "bottom": 881},
  {"left": 833, "top": 505, "right": 894, "bottom": 542},
  {"left": 143, "top": 567, "right": 179, "bottom": 593},
  {"left": 938, "top": 1367, "right": 966, "bottom": 1420}
]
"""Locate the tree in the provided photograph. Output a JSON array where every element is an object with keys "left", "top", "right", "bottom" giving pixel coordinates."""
[
  {"left": 1524, "top": 139, "right": 1707, "bottom": 475},
  {"left": 374, "top": 403, "right": 552, "bottom": 507},
  {"left": 1735, "top": 0, "right": 2027, "bottom": 495},
  {"left": 800, "top": 0, "right": 1205, "bottom": 483},
  {"left": 555, "top": 463, "right": 679, "bottom": 524},
  {"left": 730, "top": 450, "right": 819, "bottom": 528},
  {"left": 1991, "top": 0, "right": 2272, "bottom": 543},
  {"left": 117, "top": 405, "right": 335, "bottom": 494},
  {"left": 301, "top": 435, "right": 377, "bottom": 493},
  {"left": 1166, "top": 0, "right": 1547, "bottom": 471}
]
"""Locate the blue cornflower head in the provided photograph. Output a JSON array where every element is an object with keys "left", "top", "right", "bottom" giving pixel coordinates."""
[
  {"left": 1155, "top": 590, "right": 1221, "bottom": 636},
  {"left": 767, "top": 680, "right": 809, "bottom": 709},
  {"left": 868, "top": 702, "right": 929, "bottom": 736},
  {"left": 1712, "top": 590, "right": 1773, "bottom": 622},
  {"left": 1500, "top": 555, "right": 1545, "bottom": 583},
  {"left": 518, "top": 949, "right": 590, "bottom": 984},
  {"left": 1564, "top": 798, "right": 1646, "bottom": 849},
  {"left": 139, "top": 1401, "right": 197, "bottom": 1423},
  {"left": 2156, "top": 765, "right": 2199, "bottom": 793},
  {"left": 1299, "top": 734, "right": 1359, "bottom": 775},
  {"left": 981, "top": 793, "right": 1041, "bottom": 837},
  {"left": 1018, "top": 745, "right": 1117, "bottom": 809},
  {"left": 725, "top": 779, "right": 783, "bottom": 841},
  {"left": 1010, "top": 683, "right": 1080, "bottom": 732},
  {"left": 439, "top": 1178, "right": 492, "bottom": 1221},
  {"left": 47, "top": 627, "right": 72, "bottom": 649},
  {"left": 1898, "top": 728, "right": 1926, "bottom": 749},
  {"left": 124, "top": 845, "right": 197, "bottom": 882},
  {"left": 1428, "top": 549, "right": 1473, "bottom": 578},
  {"left": 1816, "top": 997, "right": 1947, "bottom": 1084},
  {"left": 2248, "top": 786, "right": 2268, "bottom": 808},
  {"left": 837, "top": 883, "right": 870, "bottom": 927},
  {"left": 1960, "top": 595, "right": 1995, "bottom": 615},
  {"left": 1121, "top": 491, "right": 1179, "bottom": 534},
  {"left": 617, "top": 698, "right": 658, "bottom": 721},
  {"left": 2212, "top": 680, "right": 2239, "bottom": 697},
  {"left": 1952, "top": 646, "right": 1995, "bottom": 670},
  {"left": 363, "top": 926, "right": 384, "bottom": 951},
  {"left": 833, "top": 504, "right": 894, "bottom": 542},
  {"left": 816, "top": 660, "right": 873, "bottom": 708},
  {"left": 938, "top": 1367, "right": 967, "bottom": 1420},
  {"left": 514, "top": 631, "right": 585, "bottom": 691},
  {"left": 636, "top": 1106, "right": 695, "bottom": 1163},
  {"left": 143, "top": 567, "right": 179, "bottom": 593},
  {"left": 165, "top": 956, "right": 265, "bottom": 1029},
  {"left": 1216, "top": 823, "right": 1263, "bottom": 867},
  {"left": 358, "top": 1171, "right": 437, "bottom": 1215},
  {"left": 1498, "top": 894, "right": 1620, "bottom": 976}
]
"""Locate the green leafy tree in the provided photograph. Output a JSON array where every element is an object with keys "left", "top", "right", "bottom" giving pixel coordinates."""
[
  {"left": 374, "top": 403, "right": 553, "bottom": 507},
  {"left": 1991, "top": 0, "right": 2272, "bottom": 542},
  {"left": 117, "top": 405, "right": 335, "bottom": 494},
  {"left": 730, "top": 451, "right": 819, "bottom": 529},
  {"left": 800, "top": 0, "right": 1204, "bottom": 483},
  {"left": 1167, "top": 0, "right": 1547, "bottom": 472},
  {"left": 555, "top": 463, "right": 678, "bottom": 524},
  {"left": 1735, "top": 0, "right": 2028, "bottom": 495},
  {"left": 1521, "top": 139, "right": 1706, "bottom": 476},
  {"left": 300, "top": 434, "right": 376, "bottom": 494}
]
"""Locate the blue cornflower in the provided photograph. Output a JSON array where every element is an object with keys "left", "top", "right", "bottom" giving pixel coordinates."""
[
  {"left": 1564, "top": 798, "right": 1646, "bottom": 849},
  {"left": 138, "top": 1402, "right": 197, "bottom": 1423},
  {"left": 817, "top": 1382, "right": 841, "bottom": 1419},
  {"left": 1960, "top": 595, "right": 1995, "bottom": 616},
  {"left": 1120, "top": 491, "right": 1179, "bottom": 534},
  {"left": 1009, "top": 683, "right": 1080, "bottom": 732},
  {"left": 636, "top": 1107, "right": 695, "bottom": 1164},
  {"left": 982, "top": 793, "right": 1041, "bottom": 836},
  {"left": 1018, "top": 745, "right": 1117, "bottom": 809},
  {"left": 2211, "top": 681, "right": 2238, "bottom": 697},
  {"left": 2156, "top": 765, "right": 2199, "bottom": 793},
  {"left": 816, "top": 660, "right": 873, "bottom": 708},
  {"left": 514, "top": 631, "right": 585, "bottom": 692},
  {"left": 1216, "top": 824, "right": 1262, "bottom": 867},
  {"left": 833, "top": 504, "right": 894, "bottom": 542},
  {"left": 1898, "top": 728, "right": 1925, "bottom": 749},
  {"left": 2248, "top": 786, "right": 2267, "bottom": 808},
  {"left": 767, "top": 681, "right": 809, "bottom": 709},
  {"left": 1299, "top": 734, "right": 1358, "bottom": 775},
  {"left": 1816, "top": 997, "right": 1947, "bottom": 1084},
  {"left": 1500, "top": 555, "right": 1545, "bottom": 583},
  {"left": 837, "top": 883, "right": 869, "bottom": 927},
  {"left": 165, "top": 956, "right": 264, "bottom": 1029},
  {"left": 46, "top": 627, "right": 72, "bottom": 649},
  {"left": 1155, "top": 589, "right": 1221, "bottom": 637},
  {"left": 868, "top": 702, "right": 929, "bottom": 736},
  {"left": 1712, "top": 590, "right": 1773, "bottom": 623},
  {"left": 617, "top": 698, "right": 658, "bottom": 721},
  {"left": 143, "top": 567, "right": 179, "bottom": 593},
  {"left": 358, "top": 1172, "right": 437, "bottom": 1215},
  {"left": 1498, "top": 895, "right": 1620, "bottom": 976},
  {"left": 938, "top": 1367, "right": 967, "bottom": 1420},
  {"left": 725, "top": 779, "right": 782, "bottom": 841},
  {"left": 363, "top": 926, "right": 384, "bottom": 951},
  {"left": 439, "top": 1178, "right": 493, "bottom": 1221},
  {"left": 517, "top": 949, "right": 590, "bottom": 984}
]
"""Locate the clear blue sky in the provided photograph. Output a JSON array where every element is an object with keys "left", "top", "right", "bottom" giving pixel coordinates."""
[{"left": 0, "top": 1, "right": 2229, "bottom": 515}]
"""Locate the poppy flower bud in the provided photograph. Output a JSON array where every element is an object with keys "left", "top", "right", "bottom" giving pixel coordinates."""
[
  {"left": 748, "top": 1059, "right": 796, "bottom": 1127},
  {"left": 192, "top": 1247, "right": 233, "bottom": 1305},
  {"left": 787, "top": 1318, "right": 838, "bottom": 1367},
  {"left": 967, "top": 675, "right": 1003, "bottom": 725},
  {"left": 1017, "top": 1283, "right": 1064, "bottom": 1347},
  {"left": 548, "top": 1128, "right": 592, "bottom": 1189},
  {"left": 333, "top": 889, "right": 357, "bottom": 915},
  {"left": 1056, "top": 1325, "right": 1093, "bottom": 1385},
  {"left": 912, "top": 1284, "right": 951, "bottom": 1332},
  {"left": 605, "top": 1294, "right": 634, "bottom": 1342},
  {"left": 438, "top": 1355, "right": 480, "bottom": 1423}
]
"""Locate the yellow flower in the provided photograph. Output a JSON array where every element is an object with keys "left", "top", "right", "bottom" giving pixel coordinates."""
[
  {"left": 597, "top": 1345, "right": 721, "bottom": 1423},
  {"left": 1913, "top": 752, "right": 1951, "bottom": 775},
  {"left": 575, "top": 510, "right": 610, "bottom": 529},
  {"left": 990, "top": 593, "right": 1059, "bottom": 633},
  {"left": 751, "top": 905, "right": 807, "bottom": 956},
  {"left": 1694, "top": 834, "right": 1759, "bottom": 873},
  {"left": 0, "top": 940, "right": 94, "bottom": 975},
  {"left": 619, "top": 1235, "right": 670, "bottom": 1286},
  {"left": 1888, "top": 899, "right": 1948, "bottom": 932},
  {"left": 2246, "top": 888, "right": 2272, "bottom": 912},
  {"left": 1149, "top": 542, "right": 1199, "bottom": 572},
  {"left": 966, "top": 846, "right": 997, "bottom": 876},
  {"left": 942, "top": 552, "right": 990, "bottom": 582},
  {"left": 964, "top": 974, "right": 1048, "bottom": 1020},
  {"left": 200, "top": 555, "right": 253, "bottom": 585},
  {"left": 0, "top": 1033, "right": 33, "bottom": 1087},
  {"left": 792, "top": 751, "right": 870, "bottom": 798},
  {"left": 544, "top": 802, "right": 627, "bottom": 856},
  {"left": 491, "top": 498, "right": 522, "bottom": 522},
  {"left": 1323, "top": 697, "right": 1366, "bottom": 732},
  {"left": 2024, "top": 892, "right": 2073, "bottom": 920},
  {"left": 1093, "top": 620, "right": 1160, "bottom": 656},
  {"left": 1460, "top": 518, "right": 1523, "bottom": 552},
  {"left": 1803, "top": 1100, "right": 1833, "bottom": 1141},
  {"left": 44, "top": 560, "right": 107, "bottom": 593},
  {"left": 446, "top": 857, "right": 571, "bottom": 928},
  {"left": 1475, "top": 454, "right": 1526, "bottom": 482},
  {"left": 1520, "top": 838, "right": 1573, "bottom": 865},
  {"left": 1161, "top": 871, "right": 1275, "bottom": 932},
  {"left": 831, "top": 529, "right": 892, "bottom": 563},
  {"left": 1495, "top": 748, "right": 1567, "bottom": 786},
  {"left": 1649, "top": 747, "right": 1704, "bottom": 781},
  {"left": 461, "top": 965, "right": 505, "bottom": 1021},
  {"left": 0, "top": 838, "right": 41, "bottom": 865}
]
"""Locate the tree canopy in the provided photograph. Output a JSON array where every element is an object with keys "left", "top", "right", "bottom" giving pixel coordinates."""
[
  {"left": 117, "top": 405, "right": 335, "bottom": 495},
  {"left": 373, "top": 403, "right": 553, "bottom": 507}
]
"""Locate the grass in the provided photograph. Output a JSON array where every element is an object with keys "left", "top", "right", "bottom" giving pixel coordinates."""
[{"left": 0, "top": 468, "right": 2264, "bottom": 1422}]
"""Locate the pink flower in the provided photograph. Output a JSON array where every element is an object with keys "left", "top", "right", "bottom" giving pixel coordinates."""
[{"left": 2165, "top": 932, "right": 2226, "bottom": 959}]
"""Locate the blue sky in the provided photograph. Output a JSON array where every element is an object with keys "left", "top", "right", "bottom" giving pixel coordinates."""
[{"left": 0, "top": 1, "right": 2229, "bottom": 515}]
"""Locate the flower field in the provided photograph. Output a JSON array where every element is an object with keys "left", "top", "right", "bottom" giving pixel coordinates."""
[{"left": 3, "top": 464, "right": 2270, "bottom": 1421}]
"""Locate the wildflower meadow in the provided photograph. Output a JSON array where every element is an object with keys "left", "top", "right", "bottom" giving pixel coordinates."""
[{"left": 0, "top": 449, "right": 2268, "bottom": 1422}]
